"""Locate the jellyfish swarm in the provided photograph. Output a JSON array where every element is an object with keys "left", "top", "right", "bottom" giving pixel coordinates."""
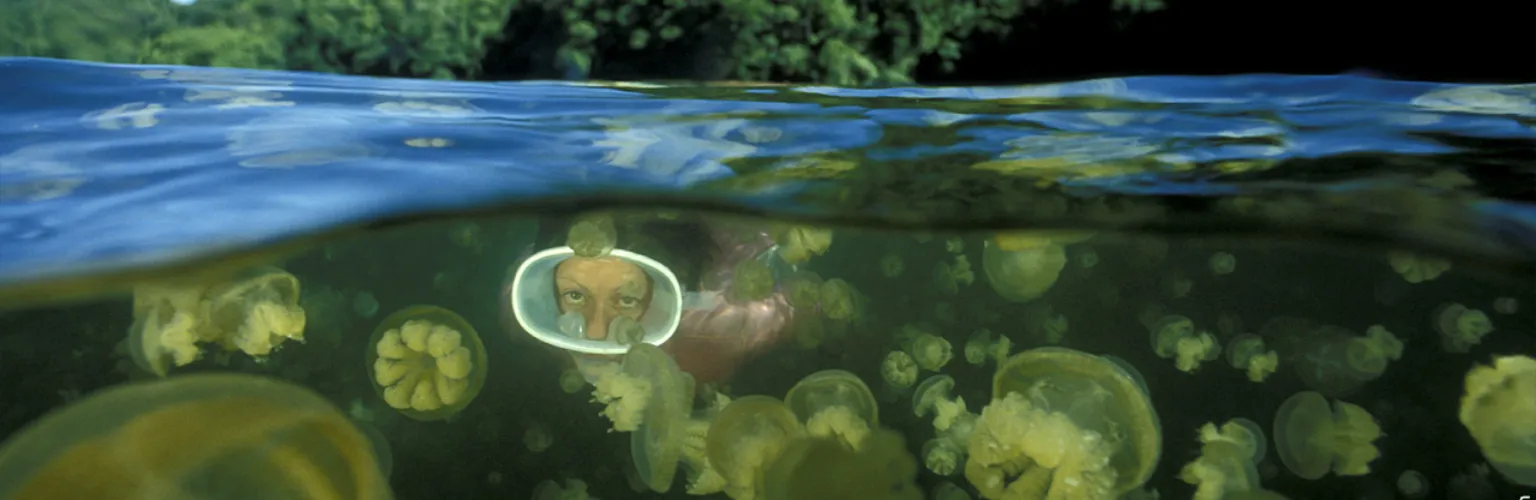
[
  {"left": 1459, "top": 355, "right": 1536, "bottom": 487},
  {"left": 966, "top": 348, "right": 1161, "bottom": 499},
  {"left": 0, "top": 374, "right": 392, "bottom": 500},
  {"left": 914, "top": 375, "right": 979, "bottom": 476},
  {"left": 1272, "top": 391, "right": 1382, "bottom": 480},
  {"left": 367, "top": 305, "right": 487, "bottom": 421}
]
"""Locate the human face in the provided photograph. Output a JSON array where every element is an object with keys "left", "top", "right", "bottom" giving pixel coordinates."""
[{"left": 553, "top": 256, "right": 652, "bottom": 341}]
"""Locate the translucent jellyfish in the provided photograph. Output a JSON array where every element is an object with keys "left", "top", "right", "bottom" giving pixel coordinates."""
[
  {"left": 0, "top": 373, "right": 392, "bottom": 499},
  {"left": 782, "top": 270, "right": 824, "bottom": 309},
  {"left": 1164, "top": 275, "right": 1193, "bottom": 299},
  {"left": 1208, "top": 252, "right": 1237, "bottom": 275},
  {"left": 964, "top": 329, "right": 1012, "bottom": 367},
  {"left": 567, "top": 213, "right": 618, "bottom": 257},
  {"left": 881, "top": 351, "right": 919, "bottom": 390},
  {"left": 352, "top": 291, "right": 379, "bottom": 318},
  {"left": 974, "top": 348, "right": 1162, "bottom": 497},
  {"left": 784, "top": 370, "right": 878, "bottom": 450},
  {"left": 1023, "top": 303, "right": 1068, "bottom": 345},
  {"left": 127, "top": 282, "right": 212, "bottom": 376},
  {"left": 981, "top": 239, "right": 1067, "bottom": 303},
  {"left": 1226, "top": 334, "right": 1279, "bottom": 383},
  {"left": 1397, "top": 469, "right": 1429, "bottom": 499},
  {"left": 932, "top": 481, "right": 971, "bottom": 500},
  {"left": 532, "top": 479, "right": 595, "bottom": 500},
  {"left": 589, "top": 343, "right": 695, "bottom": 493},
  {"left": 730, "top": 259, "right": 776, "bottom": 302},
  {"left": 880, "top": 254, "right": 905, "bottom": 277},
  {"left": 559, "top": 369, "right": 587, "bottom": 394},
  {"left": 1077, "top": 250, "right": 1099, "bottom": 269},
  {"left": 1492, "top": 296, "right": 1518, "bottom": 314},
  {"left": 367, "top": 305, "right": 487, "bottom": 421},
  {"left": 1387, "top": 250, "right": 1450, "bottom": 283},
  {"left": 914, "top": 375, "right": 979, "bottom": 476},
  {"left": 299, "top": 286, "right": 351, "bottom": 349},
  {"left": 703, "top": 396, "right": 806, "bottom": 500},
  {"left": 524, "top": 421, "right": 553, "bottom": 453},
  {"left": 1458, "top": 355, "right": 1536, "bottom": 486},
  {"left": 903, "top": 331, "right": 953, "bottom": 372},
  {"left": 818, "top": 278, "right": 859, "bottom": 321},
  {"left": 1272, "top": 391, "right": 1381, "bottom": 480},
  {"left": 773, "top": 225, "right": 833, "bottom": 264},
  {"left": 1149, "top": 315, "right": 1220, "bottom": 373},
  {"left": 1434, "top": 303, "right": 1495, "bottom": 353},
  {"left": 946, "top": 237, "right": 966, "bottom": 254},
  {"left": 760, "top": 428, "right": 923, "bottom": 500},
  {"left": 1180, "top": 419, "right": 1267, "bottom": 500},
  {"left": 202, "top": 266, "right": 308, "bottom": 358}
]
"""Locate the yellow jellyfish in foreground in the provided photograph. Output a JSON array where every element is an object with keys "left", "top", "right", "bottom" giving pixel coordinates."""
[
  {"left": 784, "top": 370, "right": 879, "bottom": 450},
  {"left": 760, "top": 428, "right": 924, "bottom": 500},
  {"left": 1271, "top": 390, "right": 1381, "bottom": 480},
  {"left": 367, "top": 305, "right": 487, "bottom": 421},
  {"left": 0, "top": 374, "right": 392, "bottom": 500},
  {"left": 1458, "top": 355, "right": 1536, "bottom": 487},
  {"left": 702, "top": 396, "right": 806, "bottom": 500},
  {"left": 967, "top": 347, "right": 1162, "bottom": 499},
  {"left": 590, "top": 343, "right": 695, "bottom": 493}
]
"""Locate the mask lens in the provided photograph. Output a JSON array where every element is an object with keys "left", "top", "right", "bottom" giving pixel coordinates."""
[{"left": 557, "top": 310, "right": 585, "bottom": 338}]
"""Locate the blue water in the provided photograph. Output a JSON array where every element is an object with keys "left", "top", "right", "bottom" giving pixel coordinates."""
[{"left": 1, "top": 57, "right": 1533, "bottom": 289}]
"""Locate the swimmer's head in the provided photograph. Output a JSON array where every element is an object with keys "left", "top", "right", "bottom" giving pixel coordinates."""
[
  {"left": 509, "top": 247, "right": 682, "bottom": 355},
  {"left": 554, "top": 256, "right": 654, "bottom": 341}
]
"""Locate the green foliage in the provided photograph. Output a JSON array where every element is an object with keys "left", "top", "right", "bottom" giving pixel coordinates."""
[{"left": 0, "top": 0, "right": 179, "bottom": 63}]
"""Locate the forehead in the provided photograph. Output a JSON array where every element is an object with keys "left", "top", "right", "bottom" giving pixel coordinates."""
[{"left": 554, "top": 257, "right": 647, "bottom": 283}]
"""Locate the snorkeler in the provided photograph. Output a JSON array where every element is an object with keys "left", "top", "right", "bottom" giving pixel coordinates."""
[{"left": 503, "top": 215, "right": 796, "bottom": 384}]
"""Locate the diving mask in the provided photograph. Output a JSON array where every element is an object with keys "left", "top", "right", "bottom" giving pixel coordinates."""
[{"left": 510, "top": 247, "right": 682, "bottom": 355}]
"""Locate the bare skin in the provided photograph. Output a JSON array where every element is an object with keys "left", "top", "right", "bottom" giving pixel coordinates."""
[{"left": 554, "top": 256, "right": 653, "bottom": 341}]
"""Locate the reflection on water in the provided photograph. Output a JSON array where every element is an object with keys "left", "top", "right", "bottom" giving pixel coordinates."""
[
  {"left": 0, "top": 211, "right": 1532, "bottom": 499},
  {"left": 0, "top": 59, "right": 1533, "bottom": 499}
]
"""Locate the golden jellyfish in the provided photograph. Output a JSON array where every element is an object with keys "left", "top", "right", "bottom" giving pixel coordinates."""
[
  {"left": 1459, "top": 355, "right": 1536, "bottom": 487},
  {"left": 760, "top": 428, "right": 923, "bottom": 500},
  {"left": 1271, "top": 391, "right": 1381, "bottom": 480},
  {"left": 0, "top": 373, "right": 392, "bottom": 500},
  {"left": 981, "top": 239, "right": 1067, "bottom": 303},
  {"left": 703, "top": 396, "right": 806, "bottom": 499},
  {"left": 784, "top": 370, "right": 879, "bottom": 450},
  {"left": 367, "top": 305, "right": 488, "bottom": 421}
]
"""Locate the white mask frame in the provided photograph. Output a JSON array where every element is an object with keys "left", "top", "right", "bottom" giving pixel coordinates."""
[{"left": 510, "top": 247, "right": 683, "bottom": 355}]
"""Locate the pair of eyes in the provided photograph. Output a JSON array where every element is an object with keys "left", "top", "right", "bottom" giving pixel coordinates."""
[{"left": 561, "top": 290, "right": 641, "bottom": 309}]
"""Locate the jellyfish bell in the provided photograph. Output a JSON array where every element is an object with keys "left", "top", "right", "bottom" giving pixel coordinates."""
[{"left": 510, "top": 247, "right": 683, "bottom": 356}]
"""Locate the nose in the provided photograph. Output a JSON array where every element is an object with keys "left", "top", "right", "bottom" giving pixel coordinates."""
[{"left": 586, "top": 308, "right": 610, "bottom": 341}]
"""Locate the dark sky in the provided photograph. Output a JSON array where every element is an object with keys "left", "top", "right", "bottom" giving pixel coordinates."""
[{"left": 928, "top": 0, "right": 1532, "bottom": 84}]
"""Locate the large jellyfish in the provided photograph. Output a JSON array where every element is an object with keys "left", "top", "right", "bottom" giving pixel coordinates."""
[
  {"left": 784, "top": 370, "right": 878, "bottom": 450},
  {"left": 701, "top": 396, "right": 807, "bottom": 500},
  {"left": 367, "top": 305, "right": 487, "bottom": 421},
  {"left": 604, "top": 343, "right": 696, "bottom": 493},
  {"left": 1271, "top": 390, "right": 1381, "bottom": 480},
  {"left": 759, "top": 428, "right": 924, "bottom": 500},
  {"left": 0, "top": 373, "right": 392, "bottom": 499},
  {"left": 1458, "top": 355, "right": 1536, "bottom": 487},
  {"left": 968, "top": 348, "right": 1162, "bottom": 498}
]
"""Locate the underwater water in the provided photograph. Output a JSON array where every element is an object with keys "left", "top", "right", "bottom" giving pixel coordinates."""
[{"left": 0, "top": 57, "right": 1533, "bottom": 500}]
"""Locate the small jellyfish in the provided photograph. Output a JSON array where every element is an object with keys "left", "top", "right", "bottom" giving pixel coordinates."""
[
  {"left": 1387, "top": 250, "right": 1450, "bottom": 283},
  {"left": 559, "top": 369, "right": 586, "bottom": 394},
  {"left": 932, "top": 302, "right": 958, "bottom": 325},
  {"left": 1459, "top": 355, "right": 1536, "bottom": 487},
  {"left": 903, "top": 332, "right": 953, "bottom": 372},
  {"left": 945, "top": 237, "right": 965, "bottom": 254},
  {"left": 532, "top": 479, "right": 594, "bottom": 500},
  {"left": 773, "top": 225, "right": 833, "bottom": 264},
  {"left": 1227, "top": 334, "right": 1279, "bottom": 383},
  {"left": 784, "top": 370, "right": 878, "bottom": 450},
  {"left": 353, "top": 291, "right": 379, "bottom": 319},
  {"left": 923, "top": 438, "right": 964, "bottom": 476},
  {"left": 880, "top": 254, "right": 905, "bottom": 278},
  {"left": 818, "top": 279, "right": 858, "bottom": 321},
  {"left": 608, "top": 316, "right": 646, "bottom": 345},
  {"left": 567, "top": 214, "right": 618, "bottom": 257},
  {"left": 1272, "top": 390, "right": 1382, "bottom": 480},
  {"left": 964, "top": 329, "right": 1011, "bottom": 367},
  {"left": 882, "top": 351, "right": 918, "bottom": 390},
  {"left": 1165, "top": 275, "right": 1193, "bottom": 299},
  {"left": 1023, "top": 303, "right": 1068, "bottom": 345},
  {"left": 1077, "top": 249, "right": 1099, "bottom": 269},
  {"left": 1397, "top": 469, "right": 1429, "bottom": 499},
  {"left": 368, "top": 305, "right": 487, "bottom": 421},
  {"left": 1150, "top": 315, "right": 1220, "bottom": 373},
  {"left": 730, "top": 258, "right": 776, "bottom": 303},
  {"left": 1180, "top": 419, "right": 1267, "bottom": 500},
  {"left": 981, "top": 240, "right": 1067, "bottom": 302},
  {"left": 1435, "top": 303, "right": 1494, "bottom": 352},
  {"left": 932, "top": 481, "right": 971, "bottom": 500},
  {"left": 557, "top": 310, "right": 586, "bottom": 338},
  {"left": 1209, "top": 252, "right": 1237, "bottom": 275},
  {"left": 1492, "top": 296, "right": 1518, "bottom": 314},
  {"left": 524, "top": 422, "right": 553, "bottom": 453}
]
